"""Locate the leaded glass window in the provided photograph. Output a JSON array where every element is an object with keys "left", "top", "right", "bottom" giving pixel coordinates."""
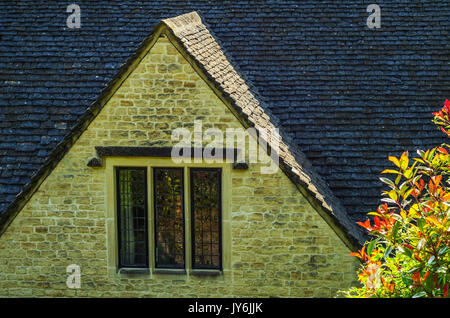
[
  {"left": 116, "top": 167, "right": 148, "bottom": 268},
  {"left": 154, "top": 168, "right": 185, "bottom": 268},
  {"left": 115, "top": 165, "right": 222, "bottom": 271},
  {"left": 190, "top": 168, "right": 222, "bottom": 269}
]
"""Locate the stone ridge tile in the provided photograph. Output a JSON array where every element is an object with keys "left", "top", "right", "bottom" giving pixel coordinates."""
[{"left": 164, "top": 12, "right": 365, "bottom": 244}]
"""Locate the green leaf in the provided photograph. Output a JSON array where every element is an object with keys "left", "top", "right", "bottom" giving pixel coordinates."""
[
  {"left": 417, "top": 218, "right": 425, "bottom": 232},
  {"left": 388, "top": 190, "right": 398, "bottom": 201},
  {"left": 424, "top": 273, "right": 434, "bottom": 292},
  {"left": 429, "top": 148, "right": 437, "bottom": 160},
  {"left": 403, "top": 247, "right": 413, "bottom": 259},
  {"left": 367, "top": 239, "right": 377, "bottom": 256},
  {"left": 438, "top": 246, "right": 449, "bottom": 256},
  {"left": 383, "top": 245, "right": 393, "bottom": 259},
  {"left": 411, "top": 174, "right": 422, "bottom": 185},
  {"left": 392, "top": 221, "right": 401, "bottom": 242},
  {"left": 402, "top": 273, "right": 413, "bottom": 286},
  {"left": 404, "top": 188, "right": 414, "bottom": 200},
  {"left": 412, "top": 291, "right": 427, "bottom": 298},
  {"left": 399, "top": 180, "right": 409, "bottom": 192}
]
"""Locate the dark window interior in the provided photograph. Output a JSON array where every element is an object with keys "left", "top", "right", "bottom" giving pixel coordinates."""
[
  {"left": 190, "top": 168, "right": 222, "bottom": 270},
  {"left": 116, "top": 167, "right": 148, "bottom": 268},
  {"left": 115, "top": 166, "right": 222, "bottom": 270},
  {"left": 154, "top": 168, "right": 185, "bottom": 268}
]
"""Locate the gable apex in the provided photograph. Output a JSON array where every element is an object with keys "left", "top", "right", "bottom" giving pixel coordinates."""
[{"left": 0, "top": 11, "right": 365, "bottom": 250}]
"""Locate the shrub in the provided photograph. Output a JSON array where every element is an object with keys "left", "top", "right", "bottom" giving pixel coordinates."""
[{"left": 344, "top": 100, "right": 450, "bottom": 298}]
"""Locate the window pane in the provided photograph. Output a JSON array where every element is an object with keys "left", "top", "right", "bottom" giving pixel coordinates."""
[
  {"left": 191, "top": 168, "right": 222, "bottom": 269},
  {"left": 154, "top": 168, "right": 185, "bottom": 268},
  {"left": 116, "top": 168, "right": 148, "bottom": 268}
]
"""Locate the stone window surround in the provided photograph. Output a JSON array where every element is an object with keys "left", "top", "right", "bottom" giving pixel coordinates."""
[{"left": 105, "top": 156, "right": 232, "bottom": 281}]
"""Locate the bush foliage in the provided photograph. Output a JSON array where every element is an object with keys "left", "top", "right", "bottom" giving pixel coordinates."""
[{"left": 345, "top": 100, "right": 450, "bottom": 298}]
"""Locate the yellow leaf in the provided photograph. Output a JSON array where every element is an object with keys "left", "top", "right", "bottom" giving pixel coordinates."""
[
  {"left": 400, "top": 151, "right": 409, "bottom": 170},
  {"left": 400, "top": 209, "right": 407, "bottom": 219},
  {"left": 404, "top": 169, "right": 413, "bottom": 179},
  {"left": 426, "top": 216, "right": 442, "bottom": 228},
  {"left": 388, "top": 156, "right": 400, "bottom": 168},
  {"left": 388, "top": 190, "right": 398, "bottom": 201},
  {"left": 409, "top": 204, "right": 419, "bottom": 218},
  {"left": 381, "top": 169, "right": 401, "bottom": 175}
]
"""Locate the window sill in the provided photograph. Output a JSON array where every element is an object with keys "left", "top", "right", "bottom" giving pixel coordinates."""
[
  {"left": 153, "top": 268, "right": 186, "bottom": 275},
  {"left": 190, "top": 269, "right": 222, "bottom": 276},
  {"left": 114, "top": 267, "right": 223, "bottom": 278},
  {"left": 117, "top": 267, "right": 150, "bottom": 275}
]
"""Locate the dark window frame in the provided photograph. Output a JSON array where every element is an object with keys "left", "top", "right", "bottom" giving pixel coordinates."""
[
  {"left": 116, "top": 167, "right": 149, "bottom": 269},
  {"left": 190, "top": 168, "right": 223, "bottom": 270}
]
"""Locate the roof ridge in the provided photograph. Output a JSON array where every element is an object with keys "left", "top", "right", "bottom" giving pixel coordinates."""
[
  {"left": 162, "top": 11, "right": 203, "bottom": 33},
  {"left": 162, "top": 11, "right": 365, "bottom": 247}
]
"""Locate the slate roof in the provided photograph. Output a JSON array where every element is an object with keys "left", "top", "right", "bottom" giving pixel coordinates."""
[{"left": 1, "top": 1, "right": 449, "bottom": 236}]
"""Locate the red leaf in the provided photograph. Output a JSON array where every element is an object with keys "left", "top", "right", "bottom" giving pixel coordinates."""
[
  {"left": 378, "top": 203, "right": 388, "bottom": 214},
  {"left": 404, "top": 244, "right": 414, "bottom": 250},
  {"left": 429, "top": 179, "right": 436, "bottom": 195},
  {"left": 434, "top": 110, "right": 444, "bottom": 118},
  {"left": 374, "top": 216, "right": 380, "bottom": 228},
  {"left": 412, "top": 271, "right": 421, "bottom": 283},
  {"left": 356, "top": 219, "right": 373, "bottom": 231},
  {"left": 350, "top": 245, "right": 368, "bottom": 262},
  {"left": 445, "top": 99, "right": 450, "bottom": 112},
  {"left": 415, "top": 179, "right": 425, "bottom": 192},
  {"left": 432, "top": 175, "right": 442, "bottom": 186},
  {"left": 440, "top": 126, "right": 450, "bottom": 137}
]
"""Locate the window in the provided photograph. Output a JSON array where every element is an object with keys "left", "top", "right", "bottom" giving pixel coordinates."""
[
  {"left": 191, "top": 168, "right": 221, "bottom": 270},
  {"left": 154, "top": 168, "right": 185, "bottom": 268},
  {"left": 115, "top": 166, "right": 222, "bottom": 271},
  {"left": 116, "top": 167, "right": 149, "bottom": 268}
]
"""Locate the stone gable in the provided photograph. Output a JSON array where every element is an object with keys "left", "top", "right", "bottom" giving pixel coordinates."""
[{"left": 0, "top": 35, "right": 359, "bottom": 297}]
